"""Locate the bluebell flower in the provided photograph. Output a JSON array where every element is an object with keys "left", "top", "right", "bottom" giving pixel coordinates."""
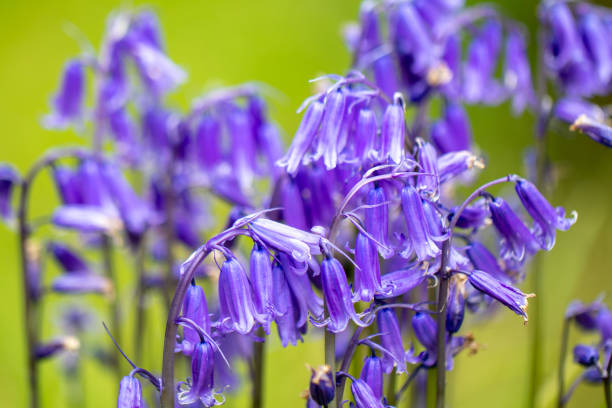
[
  {"left": 249, "top": 243, "right": 274, "bottom": 329},
  {"left": 466, "top": 241, "right": 509, "bottom": 283},
  {"left": 391, "top": 2, "right": 434, "bottom": 78},
  {"left": 437, "top": 150, "right": 483, "bottom": 185},
  {"left": 377, "top": 307, "right": 407, "bottom": 374},
  {"left": 400, "top": 185, "right": 444, "bottom": 261},
  {"left": 35, "top": 336, "right": 80, "bottom": 359},
  {"left": 466, "top": 270, "right": 535, "bottom": 322},
  {"left": 514, "top": 177, "right": 577, "bottom": 250},
  {"left": 271, "top": 261, "right": 304, "bottom": 347},
  {"left": 281, "top": 178, "right": 308, "bottom": 230},
  {"left": 100, "top": 162, "right": 153, "bottom": 245},
  {"left": 43, "top": 59, "right": 85, "bottom": 129},
  {"left": 177, "top": 283, "right": 211, "bottom": 356},
  {"left": 566, "top": 300, "right": 603, "bottom": 331},
  {"left": 108, "top": 109, "right": 139, "bottom": 166},
  {"left": 195, "top": 115, "right": 222, "bottom": 171},
  {"left": 412, "top": 311, "right": 438, "bottom": 367},
  {"left": 451, "top": 200, "right": 488, "bottom": 230},
  {"left": 308, "top": 365, "right": 335, "bottom": 407},
  {"left": 416, "top": 139, "right": 439, "bottom": 200},
  {"left": 315, "top": 90, "right": 346, "bottom": 170},
  {"left": 354, "top": 232, "right": 383, "bottom": 302},
  {"left": 354, "top": 108, "right": 378, "bottom": 163},
  {"left": 277, "top": 101, "right": 325, "bottom": 176},
  {"left": 348, "top": 376, "right": 385, "bottom": 408},
  {"left": 463, "top": 20, "right": 505, "bottom": 104},
  {"left": 280, "top": 253, "right": 324, "bottom": 325},
  {"left": 127, "top": 29, "right": 186, "bottom": 95},
  {"left": 218, "top": 257, "right": 259, "bottom": 334},
  {"left": 359, "top": 352, "right": 383, "bottom": 400},
  {"left": 248, "top": 218, "right": 323, "bottom": 266},
  {"left": 578, "top": 12, "right": 612, "bottom": 87},
  {"left": 178, "top": 341, "right": 224, "bottom": 407},
  {"left": 431, "top": 102, "right": 472, "bottom": 153},
  {"left": 446, "top": 274, "right": 466, "bottom": 334},
  {"left": 227, "top": 106, "right": 257, "bottom": 191},
  {"left": 0, "top": 164, "right": 18, "bottom": 221},
  {"left": 47, "top": 242, "right": 89, "bottom": 273},
  {"left": 488, "top": 196, "right": 540, "bottom": 262},
  {"left": 377, "top": 263, "right": 428, "bottom": 299},
  {"left": 569, "top": 114, "right": 612, "bottom": 148},
  {"left": 380, "top": 95, "right": 406, "bottom": 164},
  {"left": 553, "top": 98, "right": 605, "bottom": 124},
  {"left": 504, "top": 29, "right": 535, "bottom": 114},
  {"left": 364, "top": 185, "right": 392, "bottom": 259},
  {"left": 573, "top": 344, "right": 599, "bottom": 367},
  {"left": 117, "top": 375, "right": 144, "bottom": 408},
  {"left": 319, "top": 256, "right": 366, "bottom": 333},
  {"left": 52, "top": 205, "right": 122, "bottom": 234}
]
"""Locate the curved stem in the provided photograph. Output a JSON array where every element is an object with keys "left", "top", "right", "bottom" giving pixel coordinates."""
[
  {"left": 17, "top": 147, "right": 91, "bottom": 408},
  {"left": 133, "top": 238, "right": 147, "bottom": 364},
  {"left": 101, "top": 234, "right": 122, "bottom": 384}
]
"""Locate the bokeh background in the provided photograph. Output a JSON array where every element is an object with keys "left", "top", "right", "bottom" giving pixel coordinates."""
[{"left": 0, "top": 0, "right": 610, "bottom": 407}]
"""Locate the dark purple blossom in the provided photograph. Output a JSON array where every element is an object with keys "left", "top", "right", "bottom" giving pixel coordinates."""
[
  {"left": 489, "top": 196, "right": 540, "bottom": 262},
  {"left": 446, "top": 275, "right": 466, "bottom": 334},
  {"left": 350, "top": 377, "right": 385, "bottom": 408},
  {"left": 0, "top": 164, "right": 17, "bottom": 220},
  {"left": 570, "top": 114, "right": 612, "bottom": 148},
  {"left": 177, "top": 283, "right": 211, "bottom": 356},
  {"left": 308, "top": 365, "right": 335, "bottom": 406},
  {"left": 573, "top": 344, "right": 599, "bottom": 367},
  {"left": 431, "top": 102, "right": 472, "bottom": 154},
  {"left": 504, "top": 29, "right": 535, "bottom": 114},
  {"left": 359, "top": 352, "right": 383, "bottom": 400},
  {"left": 514, "top": 177, "right": 577, "bottom": 250},
  {"left": 466, "top": 270, "right": 535, "bottom": 322}
]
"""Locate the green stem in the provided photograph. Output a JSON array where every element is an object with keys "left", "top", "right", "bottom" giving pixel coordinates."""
[
  {"left": 325, "top": 328, "right": 337, "bottom": 408},
  {"left": 133, "top": 239, "right": 147, "bottom": 364},
  {"left": 101, "top": 234, "right": 122, "bottom": 384},
  {"left": 386, "top": 370, "right": 397, "bottom": 406},
  {"left": 252, "top": 327, "right": 266, "bottom": 408},
  {"left": 557, "top": 318, "right": 570, "bottom": 407}
]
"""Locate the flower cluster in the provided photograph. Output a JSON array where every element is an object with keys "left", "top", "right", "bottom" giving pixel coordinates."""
[{"left": 4, "top": 1, "right": 612, "bottom": 408}]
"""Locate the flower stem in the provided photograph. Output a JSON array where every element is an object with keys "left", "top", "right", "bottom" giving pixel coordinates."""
[
  {"left": 528, "top": 23, "right": 552, "bottom": 408},
  {"left": 395, "top": 364, "right": 422, "bottom": 403},
  {"left": 386, "top": 371, "right": 397, "bottom": 406},
  {"left": 604, "top": 352, "right": 612, "bottom": 408},
  {"left": 557, "top": 318, "right": 570, "bottom": 407},
  {"left": 324, "top": 327, "right": 337, "bottom": 408},
  {"left": 101, "top": 234, "right": 122, "bottom": 384},
  {"left": 435, "top": 240, "right": 450, "bottom": 408},
  {"left": 133, "top": 238, "right": 147, "bottom": 364},
  {"left": 251, "top": 327, "right": 266, "bottom": 408},
  {"left": 16, "top": 147, "right": 91, "bottom": 408}
]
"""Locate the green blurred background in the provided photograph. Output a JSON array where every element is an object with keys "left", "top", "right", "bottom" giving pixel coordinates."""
[{"left": 0, "top": 0, "right": 610, "bottom": 407}]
